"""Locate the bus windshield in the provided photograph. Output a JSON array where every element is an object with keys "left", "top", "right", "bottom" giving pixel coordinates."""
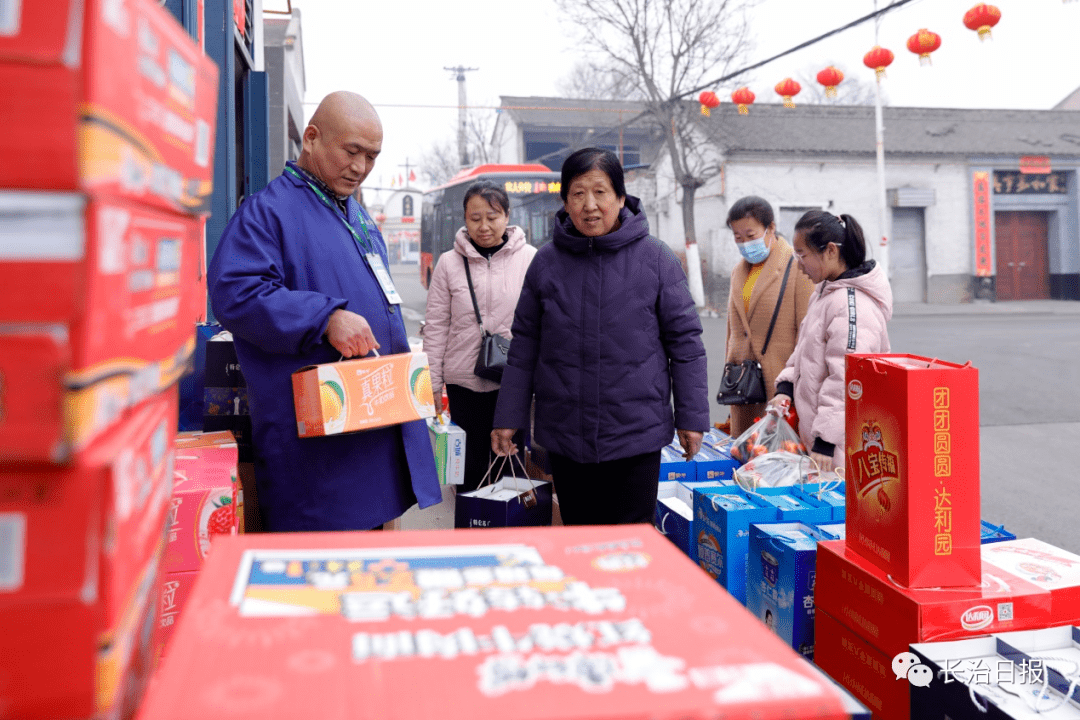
[{"left": 420, "top": 167, "right": 564, "bottom": 288}]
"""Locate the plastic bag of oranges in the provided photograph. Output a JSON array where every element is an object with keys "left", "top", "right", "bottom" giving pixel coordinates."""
[{"left": 728, "top": 405, "right": 806, "bottom": 464}]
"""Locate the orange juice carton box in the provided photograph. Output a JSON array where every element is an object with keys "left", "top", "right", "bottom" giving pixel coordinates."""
[
  {"left": 150, "top": 569, "right": 199, "bottom": 668},
  {"left": 0, "top": 0, "right": 219, "bottom": 215},
  {"left": 0, "top": 544, "right": 162, "bottom": 720},
  {"left": 0, "top": 387, "right": 176, "bottom": 610},
  {"left": 0, "top": 196, "right": 206, "bottom": 464},
  {"left": 845, "top": 354, "right": 981, "bottom": 588},
  {"left": 162, "top": 431, "right": 240, "bottom": 574},
  {"left": 292, "top": 352, "right": 436, "bottom": 437}
]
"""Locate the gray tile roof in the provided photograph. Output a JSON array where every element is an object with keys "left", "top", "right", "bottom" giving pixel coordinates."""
[{"left": 500, "top": 95, "right": 1080, "bottom": 158}]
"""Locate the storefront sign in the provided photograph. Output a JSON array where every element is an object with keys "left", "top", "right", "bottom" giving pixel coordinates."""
[
  {"left": 1019, "top": 155, "right": 1051, "bottom": 174},
  {"left": 972, "top": 172, "right": 992, "bottom": 277},
  {"left": 993, "top": 170, "right": 1067, "bottom": 195}
]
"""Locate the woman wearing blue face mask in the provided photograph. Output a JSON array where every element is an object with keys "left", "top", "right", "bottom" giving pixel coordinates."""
[{"left": 721, "top": 196, "right": 815, "bottom": 436}]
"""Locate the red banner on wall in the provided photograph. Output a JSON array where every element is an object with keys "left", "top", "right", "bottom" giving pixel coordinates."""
[{"left": 973, "top": 171, "right": 992, "bottom": 277}]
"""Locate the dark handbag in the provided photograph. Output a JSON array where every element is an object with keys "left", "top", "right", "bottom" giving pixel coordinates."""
[
  {"left": 463, "top": 256, "right": 511, "bottom": 382},
  {"left": 717, "top": 257, "right": 794, "bottom": 405}
]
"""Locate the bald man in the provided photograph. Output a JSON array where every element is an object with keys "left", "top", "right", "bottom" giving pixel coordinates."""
[{"left": 208, "top": 91, "right": 441, "bottom": 531}]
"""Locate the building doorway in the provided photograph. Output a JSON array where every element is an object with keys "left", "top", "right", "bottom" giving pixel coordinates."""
[
  {"left": 994, "top": 211, "right": 1050, "bottom": 300},
  {"left": 891, "top": 208, "right": 927, "bottom": 303}
]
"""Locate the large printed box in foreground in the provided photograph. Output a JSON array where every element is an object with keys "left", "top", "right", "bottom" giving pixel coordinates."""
[
  {"left": 0, "top": 0, "right": 218, "bottom": 215},
  {"left": 292, "top": 352, "right": 436, "bottom": 437},
  {"left": 141, "top": 525, "right": 860, "bottom": 719},
  {"left": 845, "top": 354, "right": 981, "bottom": 588}
]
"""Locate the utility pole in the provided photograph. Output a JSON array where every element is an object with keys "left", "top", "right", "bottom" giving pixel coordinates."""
[
  {"left": 872, "top": 0, "right": 890, "bottom": 280},
  {"left": 444, "top": 65, "right": 478, "bottom": 169}
]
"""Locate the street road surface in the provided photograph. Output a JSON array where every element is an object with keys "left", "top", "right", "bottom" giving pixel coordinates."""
[{"left": 391, "top": 263, "right": 1080, "bottom": 554}]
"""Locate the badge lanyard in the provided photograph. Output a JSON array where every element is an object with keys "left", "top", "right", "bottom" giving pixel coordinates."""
[{"left": 285, "top": 165, "right": 402, "bottom": 305}]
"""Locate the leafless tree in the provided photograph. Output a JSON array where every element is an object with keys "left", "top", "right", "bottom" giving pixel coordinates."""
[
  {"left": 793, "top": 64, "right": 886, "bottom": 106},
  {"left": 419, "top": 109, "right": 508, "bottom": 185},
  {"left": 555, "top": 0, "right": 756, "bottom": 304},
  {"left": 557, "top": 61, "right": 644, "bottom": 101}
]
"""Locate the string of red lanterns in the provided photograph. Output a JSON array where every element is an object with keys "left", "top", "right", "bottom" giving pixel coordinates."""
[
  {"left": 731, "top": 87, "right": 755, "bottom": 115},
  {"left": 698, "top": 91, "right": 720, "bottom": 116},
  {"left": 816, "top": 66, "right": 845, "bottom": 98},
  {"left": 774, "top": 78, "right": 801, "bottom": 108},
  {"left": 863, "top": 45, "right": 895, "bottom": 80}
]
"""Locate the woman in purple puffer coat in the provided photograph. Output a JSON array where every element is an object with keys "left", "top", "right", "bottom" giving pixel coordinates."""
[{"left": 491, "top": 148, "right": 709, "bottom": 525}]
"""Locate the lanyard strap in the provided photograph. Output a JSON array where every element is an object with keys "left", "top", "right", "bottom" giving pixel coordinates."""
[{"left": 285, "top": 165, "right": 375, "bottom": 255}]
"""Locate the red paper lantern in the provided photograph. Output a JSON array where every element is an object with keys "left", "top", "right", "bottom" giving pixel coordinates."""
[
  {"left": 907, "top": 28, "right": 942, "bottom": 65},
  {"left": 375, "top": 213, "right": 387, "bottom": 224},
  {"left": 698, "top": 91, "right": 720, "bottom": 117},
  {"left": 731, "top": 87, "right": 756, "bottom": 115},
  {"left": 816, "top": 66, "right": 845, "bottom": 98},
  {"left": 964, "top": 3, "right": 1001, "bottom": 41},
  {"left": 863, "top": 45, "right": 895, "bottom": 80},
  {"left": 774, "top": 78, "right": 801, "bottom": 108}
]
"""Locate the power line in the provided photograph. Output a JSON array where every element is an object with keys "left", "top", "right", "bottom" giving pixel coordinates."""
[{"left": 680, "top": 0, "right": 920, "bottom": 100}]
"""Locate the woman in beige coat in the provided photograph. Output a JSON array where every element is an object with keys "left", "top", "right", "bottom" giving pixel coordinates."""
[
  {"left": 722, "top": 196, "right": 814, "bottom": 436},
  {"left": 424, "top": 181, "right": 537, "bottom": 491}
]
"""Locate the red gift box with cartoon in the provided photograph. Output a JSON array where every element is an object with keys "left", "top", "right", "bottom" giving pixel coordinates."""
[{"left": 844, "top": 354, "right": 981, "bottom": 588}]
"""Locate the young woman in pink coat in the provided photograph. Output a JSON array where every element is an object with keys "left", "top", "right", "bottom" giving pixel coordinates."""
[
  {"left": 770, "top": 210, "right": 893, "bottom": 472},
  {"left": 423, "top": 181, "right": 537, "bottom": 491}
]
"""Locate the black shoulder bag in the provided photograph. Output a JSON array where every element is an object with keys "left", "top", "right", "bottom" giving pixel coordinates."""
[
  {"left": 462, "top": 255, "right": 511, "bottom": 382},
  {"left": 717, "top": 257, "right": 794, "bottom": 405}
]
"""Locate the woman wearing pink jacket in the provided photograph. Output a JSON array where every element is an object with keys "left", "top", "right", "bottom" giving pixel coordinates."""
[
  {"left": 770, "top": 210, "right": 892, "bottom": 472},
  {"left": 423, "top": 181, "right": 537, "bottom": 491}
]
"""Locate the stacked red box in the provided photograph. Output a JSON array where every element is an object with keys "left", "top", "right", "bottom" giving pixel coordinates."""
[
  {"left": 0, "top": 0, "right": 218, "bottom": 463},
  {"left": 814, "top": 539, "right": 1057, "bottom": 720},
  {"left": 152, "top": 430, "right": 241, "bottom": 665},
  {"left": 141, "top": 525, "right": 861, "bottom": 720},
  {"left": 0, "top": 1, "right": 217, "bottom": 716},
  {"left": 0, "top": 389, "right": 177, "bottom": 719}
]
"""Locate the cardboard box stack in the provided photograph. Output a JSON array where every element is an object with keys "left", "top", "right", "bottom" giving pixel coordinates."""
[
  {"left": 152, "top": 431, "right": 241, "bottom": 666},
  {"left": 0, "top": 1, "right": 217, "bottom": 716},
  {"left": 811, "top": 355, "right": 1080, "bottom": 720}
]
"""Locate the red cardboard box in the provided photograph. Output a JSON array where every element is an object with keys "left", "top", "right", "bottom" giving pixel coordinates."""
[
  {"left": 0, "top": 545, "right": 162, "bottom": 720},
  {"left": 141, "top": 525, "right": 856, "bottom": 720},
  {"left": 0, "top": 387, "right": 176, "bottom": 607},
  {"left": 982, "top": 538, "right": 1080, "bottom": 627},
  {"left": 845, "top": 354, "right": 981, "bottom": 588},
  {"left": 163, "top": 431, "right": 240, "bottom": 573},
  {"left": 151, "top": 569, "right": 199, "bottom": 667},
  {"left": 815, "top": 540, "right": 1053, "bottom": 659},
  {"left": 0, "top": 0, "right": 219, "bottom": 215},
  {"left": 0, "top": 197, "right": 204, "bottom": 463},
  {"left": 815, "top": 610, "right": 909, "bottom": 720}
]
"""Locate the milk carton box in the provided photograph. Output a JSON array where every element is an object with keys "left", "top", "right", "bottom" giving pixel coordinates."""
[
  {"left": 747, "top": 522, "right": 821, "bottom": 659},
  {"left": 693, "top": 486, "right": 779, "bottom": 604}
]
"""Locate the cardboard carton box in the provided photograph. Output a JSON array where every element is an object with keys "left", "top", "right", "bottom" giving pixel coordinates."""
[
  {"left": 139, "top": 525, "right": 858, "bottom": 720},
  {"left": 982, "top": 539, "right": 1080, "bottom": 626},
  {"left": 0, "top": 387, "right": 176, "bottom": 607},
  {"left": 151, "top": 569, "right": 199, "bottom": 667},
  {"left": 693, "top": 486, "right": 779, "bottom": 604},
  {"left": 428, "top": 416, "right": 466, "bottom": 485},
  {"left": 746, "top": 522, "right": 821, "bottom": 660},
  {"left": 0, "top": 0, "right": 219, "bottom": 215},
  {"left": 845, "top": 354, "right": 981, "bottom": 588},
  {"left": 794, "top": 481, "right": 846, "bottom": 523},
  {"left": 0, "top": 544, "right": 162, "bottom": 720},
  {"left": 292, "top": 352, "right": 436, "bottom": 437},
  {"left": 815, "top": 610, "right": 911, "bottom": 720},
  {"left": 815, "top": 540, "right": 1054, "bottom": 660},
  {"left": 162, "top": 430, "right": 241, "bottom": 574},
  {"left": 0, "top": 196, "right": 204, "bottom": 463}
]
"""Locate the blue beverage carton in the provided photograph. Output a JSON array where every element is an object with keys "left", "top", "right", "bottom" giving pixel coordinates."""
[
  {"left": 693, "top": 444, "right": 740, "bottom": 482},
  {"left": 794, "top": 481, "right": 846, "bottom": 523},
  {"left": 980, "top": 519, "right": 1017, "bottom": 544},
  {"left": 752, "top": 487, "right": 834, "bottom": 525},
  {"left": 658, "top": 445, "right": 693, "bottom": 483},
  {"left": 693, "top": 486, "right": 779, "bottom": 604},
  {"left": 746, "top": 522, "right": 821, "bottom": 660},
  {"left": 654, "top": 481, "right": 694, "bottom": 558},
  {"left": 703, "top": 428, "right": 734, "bottom": 452},
  {"left": 813, "top": 522, "right": 847, "bottom": 540}
]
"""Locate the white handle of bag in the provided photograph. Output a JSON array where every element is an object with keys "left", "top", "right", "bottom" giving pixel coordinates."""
[
  {"left": 508, "top": 452, "right": 537, "bottom": 506},
  {"left": 660, "top": 512, "right": 671, "bottom": 535},
  {"left": 478, "top": 454, "right": 509, "bottom": 491}
]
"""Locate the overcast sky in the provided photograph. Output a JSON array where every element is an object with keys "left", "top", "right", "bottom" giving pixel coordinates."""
[{"left": 271, "top": 0, "right": 1080, "bottom": 207}]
